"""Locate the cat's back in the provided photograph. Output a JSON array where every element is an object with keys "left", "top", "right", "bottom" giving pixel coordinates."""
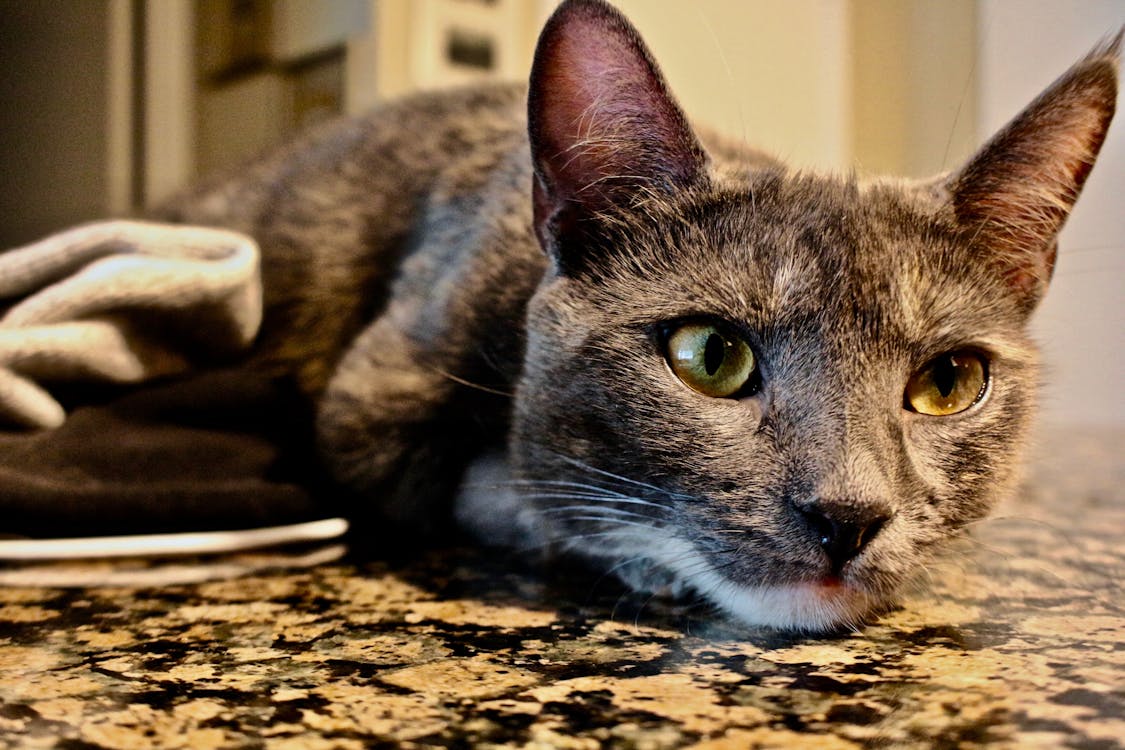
[
  {"left": 157, "top": 83, "right": 532, "bottom": 392},
  {"left": 160, "top": 82, "right": 529, "bottom": 236}
]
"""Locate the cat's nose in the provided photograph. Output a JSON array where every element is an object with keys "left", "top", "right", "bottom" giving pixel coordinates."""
[{"left": 796, "top": 500, "right": 890, "bottom": 573}]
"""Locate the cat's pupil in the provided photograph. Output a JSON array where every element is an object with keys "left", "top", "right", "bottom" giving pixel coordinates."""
[
  {"left": 703, "top": 333, "right": 726, "bottom": 375},
  {"left": 933, "top": 356, "right": 956, "bottom": 398}
]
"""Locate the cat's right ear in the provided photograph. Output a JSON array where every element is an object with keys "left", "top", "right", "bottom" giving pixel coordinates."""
[
  {"left": 527, "top": 0, "right": 708, "bottom": 273},
  {"left": 945, "top": 32, "right": 1119, "bottom": 313}
]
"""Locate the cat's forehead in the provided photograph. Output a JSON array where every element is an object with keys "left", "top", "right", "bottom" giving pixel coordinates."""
[
  {"left": 591, "top": 170, "right": 1017, "bottom": 349},
  {"left": 635, "top": 174, "right": 945, "bottom": 291},
  {"left": 711, "top": 172, "right": 940, "bottom": 274},
  {"left": 715, "top": 176, "right": 995, "bottom": 335}
]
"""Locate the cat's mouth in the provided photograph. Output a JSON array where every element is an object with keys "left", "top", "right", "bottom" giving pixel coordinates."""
[
  {"left": 704, "top": 575, "right": 885, "bottom": 633},
  {"left": 634, "top": 532, "right": 891, "bottom": 631},
  {"left": 793, "top": 559, "right": 892, "bottom": 603},
  {"left": 800, "top": 575, "right": 878, "bottom": 607}
]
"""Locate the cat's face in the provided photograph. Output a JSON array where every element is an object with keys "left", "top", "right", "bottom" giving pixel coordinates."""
[
  {"left": 510, "top": 0, "right": 1117, "bottom": 631},
  {"left": 512, "top": 174, "right": 1040, "bottom": 630}
]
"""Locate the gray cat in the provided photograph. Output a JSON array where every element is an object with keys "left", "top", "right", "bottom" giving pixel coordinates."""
[{"left": 160, "top": 0, "right": 1119, "bottom": 631}]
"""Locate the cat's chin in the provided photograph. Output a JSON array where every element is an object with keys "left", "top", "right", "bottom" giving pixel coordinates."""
[
  {"left": 616, "top": 535, "right": 888, "bottom": 633},
  {"left": 637, "top": 538, "right": 882, "bottom": 633},
  {"left": 707, "top": 577, "right": 885, "bottom": 633}
]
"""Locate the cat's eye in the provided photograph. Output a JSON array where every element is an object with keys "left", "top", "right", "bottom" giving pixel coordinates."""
[
  {"left": 904, "top": 351, "right": 989, "bottom": 416},
  {"left": 665, "top": 322, "right": 756, "bottom": 398}
]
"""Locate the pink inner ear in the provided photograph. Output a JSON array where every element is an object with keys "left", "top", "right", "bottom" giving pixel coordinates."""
[
  {"left": 535, "top": 32, "right": 632, "bottom": 193},
  {"left": 529, "top": 1, "right": 705, "bottom": 211},
  {"left": 955, "top": 102, "right": 1109, "bottom": 295},
  {"left": 951, "top": 55, "right": 1117, "bottom": 301},
  {"left": 956, "top": 98, "right": 1104, "bottom": 231}
]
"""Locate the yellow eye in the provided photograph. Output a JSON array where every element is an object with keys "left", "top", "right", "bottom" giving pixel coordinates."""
[
  {"left": 666, "top": 323, "right": 756, "bottom": 398},
  {"left": 904, "top": 351, "right": 989, "bottom": 416}
]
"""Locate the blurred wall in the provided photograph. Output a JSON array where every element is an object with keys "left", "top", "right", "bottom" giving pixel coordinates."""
[
  {"left": 602, "top": 0, "right": 850, "bottom": 170},
  {"left": 851, "top": 0, "right": 977, "bottom": 177},
  {"left": 0, "top": 0, "right": 109, "bottom": 247}
]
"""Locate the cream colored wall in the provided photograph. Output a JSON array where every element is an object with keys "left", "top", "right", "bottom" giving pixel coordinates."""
[
  {"left": 348, "top": 0, "right": 541, "bottom": 110},
  {"left": 362, "top": 0, "right": 982, "bottom": 178},
  {"left": 851, "top": 0, "right": 977, "bottom": 177},
  {"left": 605, "top": 0, "right": 851, "bottom": 171}
]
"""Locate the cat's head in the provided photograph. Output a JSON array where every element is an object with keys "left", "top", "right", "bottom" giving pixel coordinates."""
[{"left": 511, "top": 0, "right": 1119, "bottom": 631}]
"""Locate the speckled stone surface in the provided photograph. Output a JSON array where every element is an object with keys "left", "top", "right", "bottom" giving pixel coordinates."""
[{"left": 1, "top": 427, "right": 1122, "bottom": 749}]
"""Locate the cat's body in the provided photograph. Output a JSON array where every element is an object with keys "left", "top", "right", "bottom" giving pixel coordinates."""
[{"left": 157, "top": 0, "right": 1118, "bottom": 631}]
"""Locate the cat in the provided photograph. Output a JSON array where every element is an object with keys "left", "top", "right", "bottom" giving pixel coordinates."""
[{"left": 157, "top": 0, "right": 1119, "bottom": 632}]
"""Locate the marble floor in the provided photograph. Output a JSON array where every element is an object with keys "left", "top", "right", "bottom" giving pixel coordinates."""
[{"left": 0, "top": 428, "right": 1121, "bottom": 749}]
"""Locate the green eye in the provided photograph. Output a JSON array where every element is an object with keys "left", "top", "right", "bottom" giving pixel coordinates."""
[
  {"left": 904, "top": 351, "right": 989, "bottom": 416},
  {"left": 666, "top": 322, "right": 756, "bottom": 398}
]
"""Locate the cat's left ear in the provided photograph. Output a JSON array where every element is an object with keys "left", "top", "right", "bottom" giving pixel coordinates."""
[
  {"left": 946, "top": 32, "right": 1119, "bottom": 311},
  {"left": 527, "top": 0, "right": 708, "bottom": 272}
]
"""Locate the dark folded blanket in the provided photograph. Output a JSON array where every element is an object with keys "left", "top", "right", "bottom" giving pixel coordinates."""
[{"left": 0, "top": 368, "right": 332, "bottom": 538}]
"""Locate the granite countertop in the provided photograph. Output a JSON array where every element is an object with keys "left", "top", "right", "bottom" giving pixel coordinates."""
[{"left": 0, "top": 427, "right": 1121, "bottom": 749}]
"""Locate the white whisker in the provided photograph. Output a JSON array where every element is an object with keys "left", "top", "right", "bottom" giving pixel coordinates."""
[
  {"left": 520, "top": 493, "right": 672, "bottom": 511},
  {"left": 550, "top": 516, "right": 664, "bottom": 531},
  {"left": 471, "top": 478, "right": 631, "bottom": 499},
  {"left": 548, "top": 451, "right": 693, "bottom": 500},
  {"left": 540, "top": 505, "right": 660, "bottom": 521}
]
